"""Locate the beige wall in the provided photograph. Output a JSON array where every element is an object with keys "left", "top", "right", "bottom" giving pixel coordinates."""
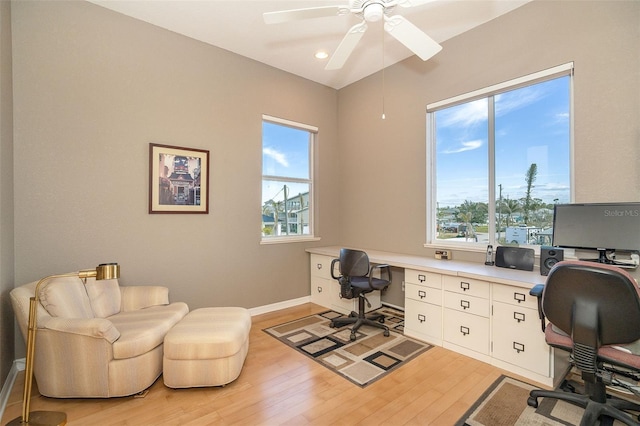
[
  {"left": 3, "top": 0, "right": 639, "bottom": 366},
  {"left": 337, "top": 0, "right": 639, "bottom": 262},
  {"left": 0, "top": 0, "right": 14, "bottom": 381},
  {"left": 10, "top": 0, "right": 340, "bottom": 335}
]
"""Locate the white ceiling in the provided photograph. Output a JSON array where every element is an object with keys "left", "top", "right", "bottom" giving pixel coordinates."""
[{"left": 88, "top": 0, "right": 532, "bottom": 90}]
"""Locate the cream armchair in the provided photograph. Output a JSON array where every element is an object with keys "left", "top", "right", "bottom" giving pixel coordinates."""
[{"left": 10, "top": 275, "right": 189, "bottom": 398}]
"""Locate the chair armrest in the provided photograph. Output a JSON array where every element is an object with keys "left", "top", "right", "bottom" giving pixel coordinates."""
[
  {"left": 368, "top": 264, "right": 392, "bottom": 290},
  {"left": 40, "top": 317, "right": 120, "bottom": 343},
  {"left": 530, "top": 284, "right": 546, "bottom": 332},
  {"left": 330, "top": 258, "right": 340, "bottom": 280},
  {"left": 120, "top": 286, "right": 170, "bottom": 311},
  {"left": 530, "top": 283, "right": 544, "bottom": 298}
]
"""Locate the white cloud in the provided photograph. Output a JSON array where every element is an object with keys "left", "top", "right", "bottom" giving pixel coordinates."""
[
  {"left": 440, "top": 99, "right": 487, "bottom": 127},
  {"left": 263, "top": 147, "right": 288, "bottom": 167},
  {"left": 495, "top": 87, "right": 544, "bottom": 117},
  {"left": 442, "top": 139, "right": 483, "bottom": 154}
]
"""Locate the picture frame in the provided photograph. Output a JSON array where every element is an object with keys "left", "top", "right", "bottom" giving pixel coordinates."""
[{"left": 149, "top": 143, "right": 209, "bottom": 214}]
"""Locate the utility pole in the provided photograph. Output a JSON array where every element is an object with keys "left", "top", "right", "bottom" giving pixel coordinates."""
[
  {"left": 283, "top": 184, "right": 289, "bottom": 235},
  {"left": 498, "top": 184, "right": 503, "bottom": 242}
]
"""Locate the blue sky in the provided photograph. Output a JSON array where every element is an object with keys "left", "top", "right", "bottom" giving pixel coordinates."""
[
  {"left": 262, "top": 122, "right": 310, "bottom": 204},
  {"left": 435, "top": 76, "right": 570, "bottom": 208}
]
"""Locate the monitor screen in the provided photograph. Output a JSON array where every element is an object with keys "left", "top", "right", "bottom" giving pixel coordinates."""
[{"left": 552, "top": 202, "right": 640, "bottom": 253}]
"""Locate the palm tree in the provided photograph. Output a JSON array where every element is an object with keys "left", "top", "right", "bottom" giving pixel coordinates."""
[
  {"left": 457, "top": 211, "right": 477, "bottom": 241},
  {"left": 500, "top": 197, "right": 521, "bottom": 228},
  {"left": 523, "top": 163, "right": 538, "bottom": 224}
]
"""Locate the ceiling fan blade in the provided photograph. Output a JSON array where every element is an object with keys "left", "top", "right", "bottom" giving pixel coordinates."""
[
  {"left": 263, "top": 6, "right": 348, "bottom": 24},
  {"left": 384, "top": 15, "right": 442, "bottom": 61},
  {"left": 325, "top": 22, "right": 368, "bottom": 70}
]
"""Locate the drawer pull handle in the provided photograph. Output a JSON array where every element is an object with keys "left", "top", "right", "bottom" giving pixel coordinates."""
[
  {"left": 460, "top": 326, "right": 470, "bottom": 336},
  {"left": 513, "top": 342, "right": 525, "bottom": 353},
  {"left": 418, "top": 290, "right": 427, "bottom": 299},
  {"left": 418, "top": 314, "right": 426, "bottom": 323},
  {"left": 317, "top": 263, "right": 322, "bottom": 270},
  {"left": 317, "top": 286, "right": 322, "bottom": 293},
  {"left": 514, "top": 312, "right": 525, "bottom": 322},
  {"left": 418, "top": 274, "right": 426, "bottom": 283},
  {"left": 514, "top": 292, "right": 526, "bottom": 303},
  {"left": 460, "top": 282, "right": 470, "bottom": 291},
  {"left": 461, "top": 300, "right": 470, "bottom": 310}
]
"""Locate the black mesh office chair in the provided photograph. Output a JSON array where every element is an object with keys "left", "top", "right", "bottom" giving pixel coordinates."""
[
  {"left": 329, "top": 248, "right": 392, "bottom": 341},
  {"left": 528, "top": 260, "right": 640, "bottom": 426}
]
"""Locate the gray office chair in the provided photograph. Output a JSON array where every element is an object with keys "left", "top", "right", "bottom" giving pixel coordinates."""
[
  {"left": 528, "top": 260, "right": 640, "bottom": 426},
  {"left": 329, "top": 248, "right": 392, "bottom": 341}
]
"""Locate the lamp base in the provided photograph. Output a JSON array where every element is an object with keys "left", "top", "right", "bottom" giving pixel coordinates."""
[{"left": 6, "top": 411, "right": 67, "bottom": 426}]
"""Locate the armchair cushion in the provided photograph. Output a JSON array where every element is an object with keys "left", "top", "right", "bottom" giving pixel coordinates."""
[
  {"left": 120, "top": 285, "right": 169, "bottom": 311},
  {"left": 109, "top": 302, "right": 189, "bottom": 359},
  {"left": 85, "top": 278, "right": 121, "bottom": 318},
  {"left": 38, "top": 276, "right": 94, "bottom": 319}
]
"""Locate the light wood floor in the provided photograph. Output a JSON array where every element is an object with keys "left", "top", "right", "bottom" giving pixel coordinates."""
[{"left": 1, "top": 303, "right": 539, "bottom": 425}]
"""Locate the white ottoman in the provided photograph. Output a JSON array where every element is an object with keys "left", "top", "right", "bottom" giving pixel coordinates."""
[{"left": 163, "top": 307, "right": 251, "bottom": 388}]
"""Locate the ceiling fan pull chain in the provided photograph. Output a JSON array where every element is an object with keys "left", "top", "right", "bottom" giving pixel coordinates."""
[{"left": 382, "top": 22, "right": 386, "bottom": 120}]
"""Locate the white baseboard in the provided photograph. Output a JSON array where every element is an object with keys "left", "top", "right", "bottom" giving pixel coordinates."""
[
  {"left": 248, "top": 296, "right": 311, "bottom": 316},
  {"left": 0, "top": 358, "right": 25, "bottom": 422}
]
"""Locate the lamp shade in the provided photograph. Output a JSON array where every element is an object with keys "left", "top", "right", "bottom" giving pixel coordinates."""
[{"left": 96, "top": 263, "right": 120, "bottom": 280}]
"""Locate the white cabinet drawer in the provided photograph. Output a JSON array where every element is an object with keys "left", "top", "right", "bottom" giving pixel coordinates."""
[
  {"left": 444, "top": 291, "right": 490, "bottom": 317},
  {"left": 493, "top": 284, "right": 539, "bottom": 310},
  {"left": 406, "top": 283, "right": 442, "bottom": 305},
  {"left": 405, "top": 298, "right": 442, "bottom": 343},
  {"left": 310, "top": 254, "right": 336, "bottom": 279},
  {"left": 443, "top": 276, "right": 490, "bottom": 299},
  {"left": 492, "top": 301, "right": 541, "bottom": 334},
  {"left": 492, "top": 301, "right": 550, "bottom": 376},
  {"left": 405, "top": 269, "right": 442, "bottom": 289},
  {"left": 444, "top": 309, "right": 490, "bottom": 355},
  {"left": 310, "top": 277, "right": 333, "bottom": 308}
]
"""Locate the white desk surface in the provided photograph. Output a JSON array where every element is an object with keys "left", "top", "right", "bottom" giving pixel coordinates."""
[{"left": 306, "top": 246, "right": 546, "bottom": 290}]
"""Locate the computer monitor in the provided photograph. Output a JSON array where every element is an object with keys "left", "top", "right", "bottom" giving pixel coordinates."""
[{"left": 552, "top": 202, "right": 640, "bottom": 264}]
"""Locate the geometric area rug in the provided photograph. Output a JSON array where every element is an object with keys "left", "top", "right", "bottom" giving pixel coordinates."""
[
  {"left": 263, "top": 306, "right": 432, "bottom": 387},
  {"left": 455, "top": 375, "right": 630, "bottom": 426}
]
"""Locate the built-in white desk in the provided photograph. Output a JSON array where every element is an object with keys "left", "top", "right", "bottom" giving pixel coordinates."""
[{"left": 306, "top": 246, "right": 568, "bottom": 387}]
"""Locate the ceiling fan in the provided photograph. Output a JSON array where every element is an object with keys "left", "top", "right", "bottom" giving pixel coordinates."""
[{"left": 263, "top": 0, "right": 442, "bottom": 70}]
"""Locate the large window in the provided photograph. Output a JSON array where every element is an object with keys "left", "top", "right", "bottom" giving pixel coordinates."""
[
  {"left": 261, "top": 115, "right": 316, "bottom": 242},
  {"left": 427, "top": 64, "right": 573, "bottom": 250}
]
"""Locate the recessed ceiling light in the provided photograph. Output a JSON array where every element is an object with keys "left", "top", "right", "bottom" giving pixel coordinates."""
[{"left": 315, "top": 51, "right": 329, "bottom": 60}]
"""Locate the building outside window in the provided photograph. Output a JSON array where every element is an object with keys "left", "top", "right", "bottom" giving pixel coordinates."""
[
  {"left": 426, "top": 63, "right": 573, "bottom": 250},
  {"left": 261, "top": 115, "right": 316, "bottom": 242}
]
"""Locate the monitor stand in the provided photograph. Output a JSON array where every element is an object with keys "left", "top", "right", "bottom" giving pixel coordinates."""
[{"left": 580, "top": 248, "right": 635, "bottom": 268}]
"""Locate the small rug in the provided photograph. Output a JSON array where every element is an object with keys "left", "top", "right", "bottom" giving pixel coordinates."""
[
  {"left": 263, "top": 307, "right": 432, "bottom": 387},
  {"left": 456, "top": 375, "right": 631, "bottom": 425}
]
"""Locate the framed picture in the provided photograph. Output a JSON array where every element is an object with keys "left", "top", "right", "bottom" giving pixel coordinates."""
[{"left": 149, "top": 143, "right": 209, "bottom": 214}]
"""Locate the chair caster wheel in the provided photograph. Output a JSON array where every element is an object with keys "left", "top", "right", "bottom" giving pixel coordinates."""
[
  {"left": 527, "top": 396, "right": 539, "bottom": 408},
  {"left": 383, "top": 330, "right": 390, "bottom": 337},
  {"left": 330, "top": 321, "right": 337, "bottom": 328},
  {"left": 378, "top": 317, "right": 385, "bottom": 324},
  {"left": 349, "top": 312, "right": 357, "bottom": 318},
  {"left": 350, "top": 333, "right": 357, "bottom": 341}
]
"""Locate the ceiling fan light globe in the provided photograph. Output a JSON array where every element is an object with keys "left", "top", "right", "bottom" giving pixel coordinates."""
[{"left": 364, "top": 3, "right": 384, "bottom": 22}]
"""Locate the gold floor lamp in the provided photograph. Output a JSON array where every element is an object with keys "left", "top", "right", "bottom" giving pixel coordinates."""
[{"left": 7, "top": 263, "right": 120, "bottom": 426}]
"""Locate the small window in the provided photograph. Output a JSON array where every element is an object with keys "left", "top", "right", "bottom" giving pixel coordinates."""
[
  {"left": 427, "top": 64, "right": 573, "bottom": 250},
  {"left": 261, "top": 115, "right": 316, "bottom": 242}
]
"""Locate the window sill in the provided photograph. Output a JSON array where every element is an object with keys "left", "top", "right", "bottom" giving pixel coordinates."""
[{"left": 261, "top": 236, "right": 321, "bottom": 245}]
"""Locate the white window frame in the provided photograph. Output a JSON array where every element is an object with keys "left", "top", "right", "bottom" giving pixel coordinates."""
[
  {"left": 261, "top": 114, "right": 319, "bottom": 244},
  {"left": 425, "top": 63, "right": 575, "bottom": 253}
]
